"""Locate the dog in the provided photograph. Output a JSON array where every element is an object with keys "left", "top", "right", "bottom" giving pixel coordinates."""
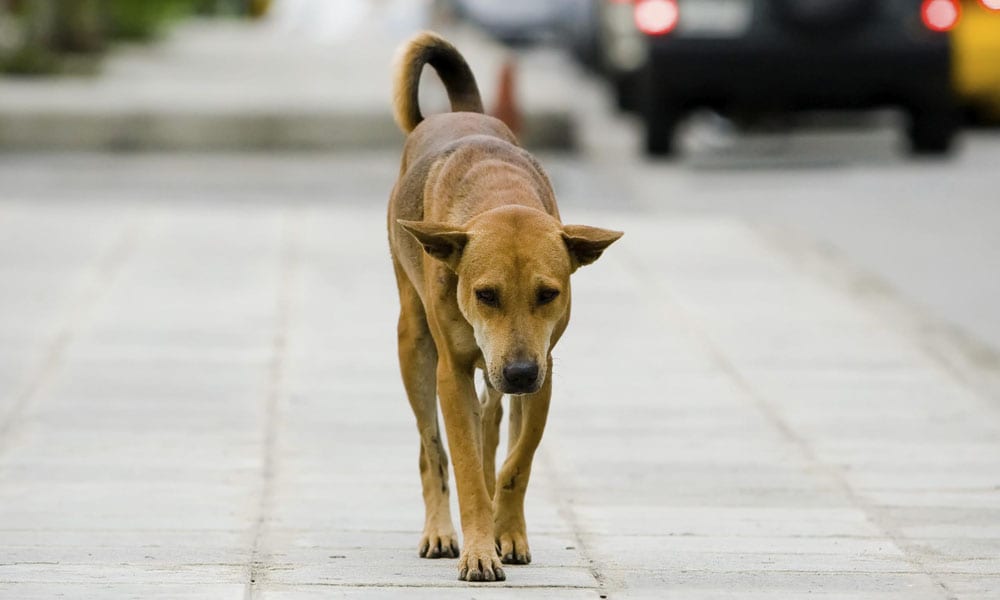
[{"left": 387, "top": 31, "right": 622, "bottom": 582}]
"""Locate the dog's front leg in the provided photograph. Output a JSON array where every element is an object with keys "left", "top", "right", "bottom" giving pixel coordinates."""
[
  {"left": 493, "top": 356, "right": 552, "bottom": 565},
  {"left": 480, "top": 384, "right": 504, "bottom": 499},
  {"left": 437, "top": 359, "right": 506, "bottom": 582}
]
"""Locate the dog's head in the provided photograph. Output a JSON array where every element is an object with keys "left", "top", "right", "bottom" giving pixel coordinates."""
[{"left": 399, "top": 206, "right": 622, "bottom": 395}]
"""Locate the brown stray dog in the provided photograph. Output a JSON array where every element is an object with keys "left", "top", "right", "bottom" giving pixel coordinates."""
[{"left": 387, "top": 32, "right": 622, "bottom": 582}]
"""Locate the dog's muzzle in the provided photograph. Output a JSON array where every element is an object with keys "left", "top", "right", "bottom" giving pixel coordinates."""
[{"left": 502, "top": 360, "right": 540, "bottom": 395}]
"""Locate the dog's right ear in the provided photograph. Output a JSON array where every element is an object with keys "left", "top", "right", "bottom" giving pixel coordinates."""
[{"left": 397, "top": 220, "right": 468, "bottom": 270}]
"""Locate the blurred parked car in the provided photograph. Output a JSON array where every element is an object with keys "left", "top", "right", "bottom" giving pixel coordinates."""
[
  {"left": 954, "top": 0, "right": 1000, "bottom": 124},
  {"left": 597, "top": 0, "right": 960, "bottom": 157},
  {"left": 552, "top": 1, "right": 648, "bottom": 110}
]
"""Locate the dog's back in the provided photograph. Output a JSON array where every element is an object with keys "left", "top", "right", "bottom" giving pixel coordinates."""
[{"left": 389, "top": 31, "right": 548, "bottom": 269}]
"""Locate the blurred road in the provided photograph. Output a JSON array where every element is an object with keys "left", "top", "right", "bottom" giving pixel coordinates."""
[
  {"left": 2, "top": 6, "right": 1000, "bottom": 598},
  {"left": 591, "top": 125, "right": 1000, "bottom": 360},
  {"left": 3, "top": 122, "right": 1000, "bottom": 355}
]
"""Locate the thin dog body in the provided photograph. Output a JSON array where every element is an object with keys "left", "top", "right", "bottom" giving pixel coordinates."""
[{"left": 387, "top": 32, "right": 622, "bottom": 582}]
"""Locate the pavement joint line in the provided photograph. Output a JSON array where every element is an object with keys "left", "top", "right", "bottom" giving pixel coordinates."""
[
  {"left": 753, "top": 222, "right": 1000, "bottom": 406},
  {"left": 536, "top": 446, "right": 610, "bottom": 595},
  {"left": 0, "top": 216, "right": 146, "bottom": 456},
  {"left": 613, "top": 237, "right": 959, "bottom": 600},
  {"left": 245, "top": 582, "right": 601, "bottom": 589},
  {"left": 244, "top": 208, "right": 301, "bottom": 599}
]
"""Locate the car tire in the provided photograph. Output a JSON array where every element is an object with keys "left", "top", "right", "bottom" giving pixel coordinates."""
[
  {"left": 907, "top": 108, "right": 957, "bottom": 155},
  {"left": 614, "top": 72, "right": 642, "bottom": 113},
  {"left": 644, "top": 106, "right": 680, "bottom": 157},
  {"left": 641, "top": 65, "right": 681, "bottom": 157}
]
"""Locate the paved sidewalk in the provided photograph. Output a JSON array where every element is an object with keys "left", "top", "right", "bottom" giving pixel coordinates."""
[
  {"left": 0, "top": 9, "right": 575, "bottom": 151},
  {"left": 1, "top": 162, "right": 999, "bottom": 598}
]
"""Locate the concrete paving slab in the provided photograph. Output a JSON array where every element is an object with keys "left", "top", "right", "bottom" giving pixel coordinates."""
[
  {"left": 605, "top": 571, "right": 945, "bottom": 597},
  {"left": 0, "top": 583, "right": 245, "bottom": 599},
  {"left": 0, "top": 563, "right": 245, "bottom": 585},
  {"left": 259, "top": 588, "right": 599, "bottom": 599}
]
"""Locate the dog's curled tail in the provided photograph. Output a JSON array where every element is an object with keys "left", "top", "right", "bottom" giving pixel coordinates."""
[{"left": 393, "top": 31, "right": 484, "bottom": 134}]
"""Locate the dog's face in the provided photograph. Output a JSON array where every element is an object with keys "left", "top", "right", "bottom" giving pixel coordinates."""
[{"left": 400, "top": 206, "right": 621, "bottom": 395}]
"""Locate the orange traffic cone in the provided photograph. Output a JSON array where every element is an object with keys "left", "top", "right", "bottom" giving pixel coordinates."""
[{"left": 492, "top": 58, "right": 522, "bottom": 138}]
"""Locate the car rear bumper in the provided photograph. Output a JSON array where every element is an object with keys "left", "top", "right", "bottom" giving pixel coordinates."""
[{"left": 645, "top": 36, "right": 953, "bottom": 111}]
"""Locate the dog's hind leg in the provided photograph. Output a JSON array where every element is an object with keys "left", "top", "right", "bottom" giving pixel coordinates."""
[
  {"left": 394, "top": 262, "right": 459, "bottom": 559},
  {"left": 480, "top": 380, "right": 503, "bottom": 499},
  {"left": 506, "top": 395, "right": 523, "bottom": 455}
]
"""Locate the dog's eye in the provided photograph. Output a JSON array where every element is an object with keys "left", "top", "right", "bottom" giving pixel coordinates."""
[
  {"left": 537, "top": 288, "right": 560, "bottom": 305},
  {"left": 475, "top": 288, "right": 499, "bottom": 307}
]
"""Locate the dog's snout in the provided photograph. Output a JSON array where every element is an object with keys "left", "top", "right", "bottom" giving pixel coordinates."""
[{"left": 502, "top": 360, "right": 539, "bottom": 394}]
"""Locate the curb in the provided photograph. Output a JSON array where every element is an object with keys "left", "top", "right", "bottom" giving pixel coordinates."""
[{"left": 0, "top": 110, "right": 575, "bottom": 152}]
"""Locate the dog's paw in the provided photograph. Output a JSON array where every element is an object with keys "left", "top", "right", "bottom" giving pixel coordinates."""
[
  {"left": 418, "top": 528, "right": 459, "bottom": 559},
  {"left": 496, "top": 527, "right": 531, "bottom": 565},
  {"left": 457, "top": 543, "right": 506, "bottom": 582}
]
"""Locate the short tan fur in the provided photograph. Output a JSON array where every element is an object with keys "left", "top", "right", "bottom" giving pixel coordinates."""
[{"left": 387, "top": 31, "right": 622, "bottom": 583}]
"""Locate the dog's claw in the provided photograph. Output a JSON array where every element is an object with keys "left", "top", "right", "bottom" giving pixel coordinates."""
[
  {"left": 496, "top": 527, "right": 532, "bottom": 565},
  {"left": 501, "top": 551, "right": 530, "bottom": 565},
  {"left": 419, "top": 530, "right": 459, "bottom": 559},
  {"left": 458, "top": 547, "right": 506, "bottom": 582}
]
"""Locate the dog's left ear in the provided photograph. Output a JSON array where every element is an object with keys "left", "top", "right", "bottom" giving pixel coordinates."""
[
  {"left": 562, "top": 225, "right": 623, "bottom": 271},
  {"left": 398, "top": 220, "right": 469, "bottom": 270}
]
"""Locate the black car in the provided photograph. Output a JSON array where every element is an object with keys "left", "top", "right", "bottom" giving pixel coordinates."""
[{"left": 603, "top": 0, "right": 959, "bottom": 156}]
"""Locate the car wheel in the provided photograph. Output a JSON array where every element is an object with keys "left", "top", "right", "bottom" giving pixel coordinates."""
[
  {"left": 614, "top": 72, "right": 642, "bottom": 113},
  {"left": 644, "top": 106, "right": 680, "bottom": 157},
  {"left": 641, "top": 66, "right": 681, "bottom": 157},
  {"left": 907, "top": 108, "right": 957, "bottom": 155}
]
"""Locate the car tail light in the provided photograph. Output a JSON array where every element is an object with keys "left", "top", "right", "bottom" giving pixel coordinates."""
[
  {"left": 921, "top": 0, "right": 960, "bottom": 32},
  {"left": 634, "top": 0, "right": 680, "bottom": 35},
  {"left": 980, "top": 0, "right": 1000, "bottom": 11}
]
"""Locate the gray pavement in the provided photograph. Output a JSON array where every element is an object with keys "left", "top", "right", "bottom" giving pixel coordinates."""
[
  {"left": 2, "top": 150, "right": 1000, "bottom": 598},
  {"left": 603, "top": 127, "right": 1000, "bottom": 358},
  {"left": 567, "top": 74, "right": 1000, "bottom": 354}
]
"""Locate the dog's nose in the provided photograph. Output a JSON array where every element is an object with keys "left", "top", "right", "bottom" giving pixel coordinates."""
[{"left": 502, "top": 361, "right": 539, "bottom": 394}]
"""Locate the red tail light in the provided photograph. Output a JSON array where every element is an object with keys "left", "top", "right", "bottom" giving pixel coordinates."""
[
  {"left": 921, "top": 0, "right": 960, "bottom": 32},
  {"left": 981, "top": 0, "right": 1000, "bottom": 11},
  {"left": 634, "top": 0, "right": 680, "bottom": 36}
]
